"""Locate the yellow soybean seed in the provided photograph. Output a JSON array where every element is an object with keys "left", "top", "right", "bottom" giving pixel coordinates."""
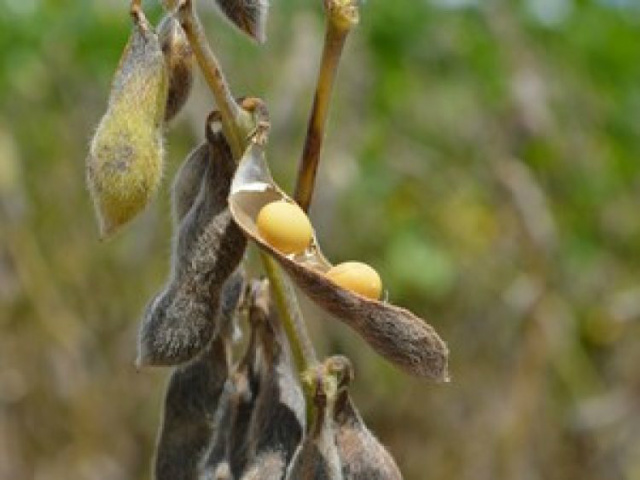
[
  {"left": 256, "top": 201, "right": 313, "bottom": 254},
  {"left": 326, "top": 262, "right": 382, "bottom": 300}
]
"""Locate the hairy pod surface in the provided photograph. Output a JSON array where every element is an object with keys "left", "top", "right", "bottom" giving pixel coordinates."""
[
  {"left": 153, "top": 340, "right": 229, "bottom": 480},
  {"left": 172, "top": 142, "right": 210, "bottom": 225},
  {"left": 202, "top": 281, "right": 264, "bottom": 479},
  {"left": 212, "top": 0, "right": 269, "bottom": 43},
  {"left": 286, "top": 359, "right": 345, "bottom": 480},
  {"left": 240, "top": 280, "right": 305, "bottom": 480},
  {"left": 87, "top": 13, "right": 168, "bottom": 238},
  {"left": 227, "top": 305, "right": 263, "bottom": 478},
  {"left": 330, "top": 358, "right": 403, "bottom": 480},
  {"left": 137, "top": 116, "right": 247, "bottom": 367},
  {"left": 200, "top": 378, "right": 236, "bottom": 480},
  {"left": 153, "top": 273, "right": 245, "bottom": 480},
  {"left": 158, "top": 14, "right": 194, "bottom": 122},
  {"left": 228, "top": 141, "right": 449, "bottom": 381}
]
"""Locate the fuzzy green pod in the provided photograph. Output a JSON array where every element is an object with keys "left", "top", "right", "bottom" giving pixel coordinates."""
[{"left": 86, "top": 14, "right": 168, "bottom": 238}]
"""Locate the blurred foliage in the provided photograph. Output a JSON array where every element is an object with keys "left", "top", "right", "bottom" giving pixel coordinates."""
[{"left": 2, "top": 0, "right": 640, "bottom": 479}]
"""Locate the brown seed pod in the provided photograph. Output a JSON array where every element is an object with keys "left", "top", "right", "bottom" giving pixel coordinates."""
[
  {"left": 240, "top": 280, "right": 305, "bottom": 479},
  {"left": 153, "top": 272, "right": 244, "bottom": 480},
  {"left": 86, "top": 11, "right": 168, "bottom": 238},
  {"left": 228, "top": 140, "right": 449, "bottom": 381},
  {"left": 213, "top": 0, "right": 269, "bottom": 44},
  {"left": 330, "top": 358, "right": 403, "bottom": 480},
  {"left": 200, "top": 378, "right": 237, "bottom": 480},
  {"left": 158, "top": 14, "right": 194, "bottom": 122},
  {"left": 137, "top": 114, "right": 247, "bottom": 367},
  {"left": 286, "top": 358, "right": 346, "bottom": 480},
  {"left": 153, "top": 335, "right": 229, "bottom": 480},
  {"left": 226, "top": 303, "right": 263, "bottom": 477},
  {"left": 202, "top": 280, "right": 264, "bottom": 479}
]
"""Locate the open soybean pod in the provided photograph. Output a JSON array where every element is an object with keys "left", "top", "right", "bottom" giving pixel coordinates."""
[
  {"left": 212, "top": 0, "right": 269, "bottom": 44},
  {"left": 153, "top": 272, "right": 245, "bottom": 480},
  {"left": 158, "top": 13, "right": 194, "bottom": 122},
  {"left": 239, "top": 280, "right": 305, "bottom": 480},
  {"left": 228, "top": 139, "right": 449, "bottom": 381},
  {"left": 286, "top": 358, "right": 347, "bottom": 480},
  {"left": 86, "top": 9, "right": 168, "bottom": 238},
  {"left": 332, "top": 359, "right": 403, "bottom": 480},
  {"left": 137, "top": 113, "right": 247, "bottom": 367}
]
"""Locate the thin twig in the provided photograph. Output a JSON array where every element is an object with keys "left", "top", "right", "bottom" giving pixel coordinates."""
[{"left": 294, "top": 0, "right": 359, "bottom": 212}]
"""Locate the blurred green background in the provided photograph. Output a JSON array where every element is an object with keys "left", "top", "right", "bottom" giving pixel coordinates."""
[{"left": 2, "top": 0, "right": 640, "bottom": 478}]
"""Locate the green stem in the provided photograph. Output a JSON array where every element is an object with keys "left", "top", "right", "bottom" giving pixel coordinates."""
[
  {"left": 294, "top": 0, "right": 359, "bottom": 211},
  {"left": 260, "top": 252, "right": 318, "bottom": 373}
]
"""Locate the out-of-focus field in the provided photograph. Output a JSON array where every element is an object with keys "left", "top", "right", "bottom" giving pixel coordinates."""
[{"left": 2, "top": 0, "right": 640, "bottom": 479}]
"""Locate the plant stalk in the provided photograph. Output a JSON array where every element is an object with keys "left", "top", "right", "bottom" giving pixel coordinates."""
[
  {"left": 177, "top": 0, "right": 253, "bottom": 159},
  {"left": 176, "top": 0, "right": 317, "bottom": 374},
  {"left": 294, "top": 0, "right": 359, "bottom": 212}
]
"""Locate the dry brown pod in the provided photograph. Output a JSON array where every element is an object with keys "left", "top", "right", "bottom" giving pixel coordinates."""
[
  {"left": 171, "top": 141, "right": 210, "bottom": 225},
  {"left": 153, "top": 272, "right": 245, "bottom": 480},
  {"left": 158, "top": 14, "right": 194, "bottom": 122},
  {"left": 228, "top": 139, "right": 449, "bottom": 381},
  {"left": 240, "top": 280, "right": 305, "bottom": 480},
  {"left": 153, "top": 330, "right": 229, "bottom": 480},
  {"left": 202, "top": 280, "right": 264, "bottom": 479},
  {"left": 212, "top": 0, "right": 269, "bottom": 44},
  {"left": 331, "top": 358, "right": 403, "bottom": 480},
  {"left": 137, "top": 114, "right": 247, "bottom": 367},
  {"left": 286, "top": 358, "right": 346, "bottom": 480},
  {"left": 86, "top": 9, "right": 168, "bottom": 238}
]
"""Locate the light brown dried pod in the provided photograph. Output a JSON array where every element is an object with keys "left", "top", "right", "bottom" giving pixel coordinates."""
[
  {"left": 228, "top": 140, "right": 449, "bottom": 381},
  {"left": 86, "top": 11, "right": 168, "bottom": 238},
  {"left": 137, "top": 114, "right": 247, "bottom": 367},
  {"left": 213, "top": 0, "right": 269, "bottom": 44},
  {"left": 153, "top": 272, "right": 245, "bottom": 480},
  {"left": 240, "top": 280, "right": 305, "bottom": 480},
  {"left": 158, "top": 14, "right": 194, "bottom": 121},
  {"left": 331, "top": 357, "right": 403, "bottom": 480},
  {"left": 286, "top": 358, "right": 346, "bottom": 480}
]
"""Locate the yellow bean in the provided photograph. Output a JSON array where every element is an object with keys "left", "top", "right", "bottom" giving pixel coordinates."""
[
  {"left": 256, "top": 201, "right": 313, "bottom": 254},
  {"left": 326, "top": 262, "right": 382, "bottom": 300}
]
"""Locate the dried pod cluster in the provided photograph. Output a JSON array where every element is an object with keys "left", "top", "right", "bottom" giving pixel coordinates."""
[{"left": 228, "top": 139, "right": 449, "bottom": 381}]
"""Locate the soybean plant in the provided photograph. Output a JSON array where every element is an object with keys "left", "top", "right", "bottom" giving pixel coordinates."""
[{"left": 86, "top": 0, "right": 450, "bottom": 478}]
